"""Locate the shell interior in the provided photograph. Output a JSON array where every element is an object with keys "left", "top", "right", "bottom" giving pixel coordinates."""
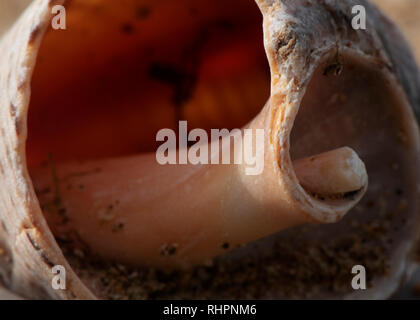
[{"left": 25, "top": 0, "right": 420, "bottom": 299}]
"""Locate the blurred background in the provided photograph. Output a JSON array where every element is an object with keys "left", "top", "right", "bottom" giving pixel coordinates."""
[
  {"left": 373, "top": 0, "right": 420, "bottom": 63},
  {"left": 0, "top": 0, "right": 31, "bottom": 36}
]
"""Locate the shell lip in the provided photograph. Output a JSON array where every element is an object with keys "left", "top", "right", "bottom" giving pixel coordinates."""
[
  {"left": 0, "top": 0, "right": 95, "bottom": 300},
  {"left": 269, "top": 47, "right": 418, "bottom": 224}
]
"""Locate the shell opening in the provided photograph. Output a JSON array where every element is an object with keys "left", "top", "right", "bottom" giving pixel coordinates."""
[
  {"left": 26, "top": 0, "right": 276, "bottom": 269},
  {"left": 290, "top": 52, "right": 419, "bottom": 217}
]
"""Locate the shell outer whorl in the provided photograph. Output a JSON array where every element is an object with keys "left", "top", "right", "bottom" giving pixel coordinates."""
[
  {"left": 0, "top": 0, "right": 94, "bottom": 299},
  {"left": 259, "top": 0, "right": 420, "bottom": 119},
  {"left": 260, "top": 0, "right": 420, "bottom": 298}
]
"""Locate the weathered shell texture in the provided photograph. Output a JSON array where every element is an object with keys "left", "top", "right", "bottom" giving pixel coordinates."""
[
  {"left": 0, "top": 0, "right": 419, "bottom": 299},
  {"left": 0, "top": 0, "right": 94, "bottom": 299},
  {"left": 255, "top": 0, "right": 420, "bottom": 299}
]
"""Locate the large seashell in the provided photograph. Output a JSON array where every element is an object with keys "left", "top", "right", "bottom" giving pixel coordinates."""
[{"left": 0, "top": 0, "right": 419, "bottom": 299}]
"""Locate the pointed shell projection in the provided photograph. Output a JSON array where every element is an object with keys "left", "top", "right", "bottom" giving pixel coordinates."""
[{"left": 0, "top": 0, "right": 419, "bottom": 299}]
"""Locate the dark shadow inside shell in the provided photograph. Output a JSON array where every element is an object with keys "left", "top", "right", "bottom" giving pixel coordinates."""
[{"left": 26, "top": 0, "right": 270, "bottom": 167}]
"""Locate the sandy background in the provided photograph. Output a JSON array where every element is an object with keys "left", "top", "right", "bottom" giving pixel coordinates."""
[
  {"left": 372, "top": 0, "right": 420, "bottom": 64},
  {"left": 0, "top": 0, "right": 31, "bottom": 36}
]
